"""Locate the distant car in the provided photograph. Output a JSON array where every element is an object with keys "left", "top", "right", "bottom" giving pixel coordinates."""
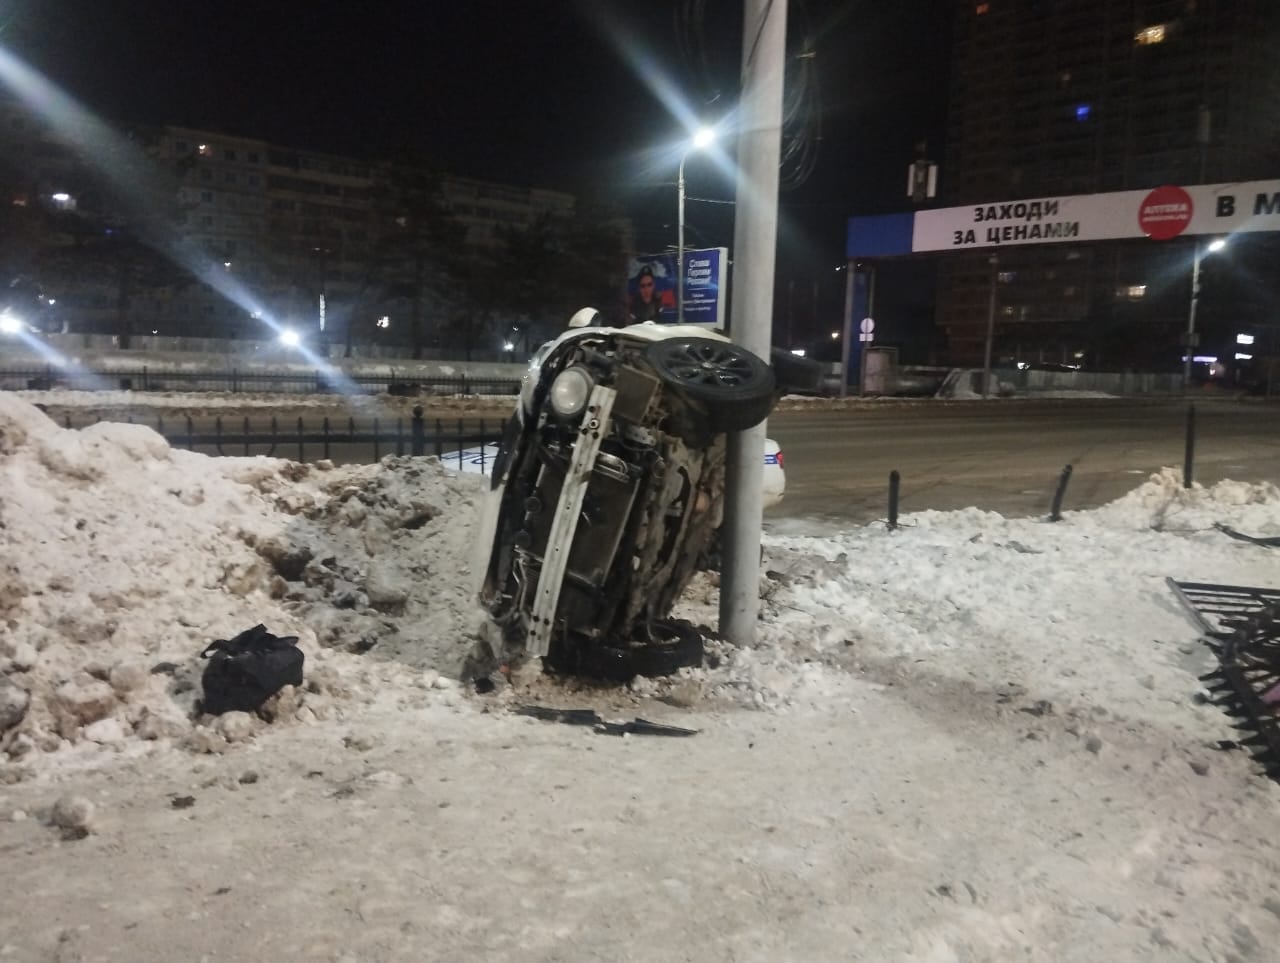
[{"left": 474, "top": 314, "right": 781, "bottom": 680}]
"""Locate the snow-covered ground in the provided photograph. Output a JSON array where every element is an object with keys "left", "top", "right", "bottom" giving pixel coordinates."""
[{"left": 3, "top": 392, "right": 1280, "bottom": 962}]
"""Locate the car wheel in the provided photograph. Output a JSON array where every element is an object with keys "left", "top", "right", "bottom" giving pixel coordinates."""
[
  {"left": 583, "top": 619, "right": 705, "bottom": 681},
  {"left": 644, "top": 338, "right": 777, "bottom": 433}
]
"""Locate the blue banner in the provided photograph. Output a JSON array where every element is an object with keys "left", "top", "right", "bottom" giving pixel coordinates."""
[
  {"left": 629, "top": 247, "right": 727, "bottom": 326},
  {"left": 681, "top": 247, "right": 726, "bottom": 325},
  {"left": 846, "top": 270, "right": 870, "bottom": 386}
]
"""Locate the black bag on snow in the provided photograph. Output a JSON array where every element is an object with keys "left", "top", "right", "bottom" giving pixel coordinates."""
[{"left": 200, "top": 624, "right": 304, "bottom": 715}]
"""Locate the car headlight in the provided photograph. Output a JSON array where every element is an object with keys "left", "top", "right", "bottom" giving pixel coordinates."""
[{"left": 549, "top": 366, "right": 593, "bottom": 419}]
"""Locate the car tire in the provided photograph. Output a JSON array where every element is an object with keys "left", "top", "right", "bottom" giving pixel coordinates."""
[
  {"left": 644, "top": 338, "right": 777, "bottom": 433},
  {"left": 583, "top": 619, "right": 705, "bottom": 681}
]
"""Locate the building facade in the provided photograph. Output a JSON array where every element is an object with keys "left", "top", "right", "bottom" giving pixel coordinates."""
[
  {"left": 0, "top": 87, "right": 598, "bottom": 350},
  {"left": 939, "top": 0, "right": 1280, "bottom": 373}
]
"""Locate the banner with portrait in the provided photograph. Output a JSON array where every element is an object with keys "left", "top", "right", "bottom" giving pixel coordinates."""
[{"left": 627, "top": 247, "right": 727, "bottom": 327}]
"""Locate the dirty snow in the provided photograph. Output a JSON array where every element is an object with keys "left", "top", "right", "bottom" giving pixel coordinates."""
[{"left": 3, "top": 392, "right": 1280, "bottom": 962}]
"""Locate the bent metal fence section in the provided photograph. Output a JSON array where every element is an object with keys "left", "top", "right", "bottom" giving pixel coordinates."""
[{"left": 59, "top": 408, "right": 506, "bottom": 474}]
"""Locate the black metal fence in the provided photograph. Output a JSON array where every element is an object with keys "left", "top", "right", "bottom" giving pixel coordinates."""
[
  {"left": 60, "top": 407, "right": 507, "bottom": 473},
  {"left": 2, "top": 364, "right": 522, "bottom": 397}
]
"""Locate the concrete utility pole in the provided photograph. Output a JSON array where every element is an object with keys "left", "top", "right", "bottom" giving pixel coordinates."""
[
  {"left": 1184, "top": 241, "right": 1202, "bottom": 390},
  {"left": 982, "top": 255, "right": 998, "bottom": 398},
  {"left": 839, "top": 261, "right": 854, "bottom": 398},
  {"left": 720, "top": 0, "right": 787, "bottom": 645}
]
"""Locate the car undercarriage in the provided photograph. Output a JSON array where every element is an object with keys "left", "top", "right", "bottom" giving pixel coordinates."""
[{"left": 478, "top": 324, "right": 777, "bottom": 680}]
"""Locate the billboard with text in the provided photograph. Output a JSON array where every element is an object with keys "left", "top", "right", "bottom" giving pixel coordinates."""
[
  {"left": 848, "top": 179, "right": 1280, "bottom": 258},
  {"left": 627, "top": 247, "right": 728, "bottom": 326}
]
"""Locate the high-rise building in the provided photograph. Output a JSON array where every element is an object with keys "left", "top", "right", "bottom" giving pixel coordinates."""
[{"left": 939, "top": 0, "right": 1280, "bottom": 372}]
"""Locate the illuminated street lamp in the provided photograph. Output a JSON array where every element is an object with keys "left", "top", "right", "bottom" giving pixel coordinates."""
[
  {"left": 1184, "top": 237, "right": 1227, "bottom": 388},
  {"left": 677, "top": 126, "right": 716, "bottom": 323}
]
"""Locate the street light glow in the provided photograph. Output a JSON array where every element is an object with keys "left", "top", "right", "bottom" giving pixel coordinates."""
[
  {"left": 0, "top": 313, "right": 21, "bottom": 334},
  {"left": 278, "top": 328, "right": 300, "bottom": 347},
  {"left": 1207, "top": 237, "right": 1227, "bottom": 253},
  {"left": 692, "top": 126, "right": 716, "bottom": 150}
]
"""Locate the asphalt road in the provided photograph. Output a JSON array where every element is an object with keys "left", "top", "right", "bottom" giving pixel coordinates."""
[
  {"left": 764, "top": 397, "right": 1280, "bottom": 529},
  {"left": 44, "top": 393, "right": 1280, "bottom": 527}
]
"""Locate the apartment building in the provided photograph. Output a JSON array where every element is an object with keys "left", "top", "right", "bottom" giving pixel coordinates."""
[
  {"left": 938, "top": 0, "right": 1280, "bottom": 369},
  {"left": 0, "top": 86, "right": 585, "bottom": 343}
]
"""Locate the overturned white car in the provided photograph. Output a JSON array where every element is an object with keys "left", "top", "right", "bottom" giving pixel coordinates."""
[{"left": 476, "top": 312, "right": 780, "bottom": 680}]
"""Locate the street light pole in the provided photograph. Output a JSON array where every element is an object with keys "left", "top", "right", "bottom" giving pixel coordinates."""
[
  {"left": 982, "top": 254, "right": 999, "bottom": 398},
  {"left": 677, "top": 152, "right": 688, "bottom": 323},
  {"left": 676, "top": 128, "right": 715, "bottom": 324},
  {"left": 1184, "top": 240, "right": 1202, "bottom": 390},
  {"left": 1184, "top": 237, "right": 1225, "bottom": 390}
]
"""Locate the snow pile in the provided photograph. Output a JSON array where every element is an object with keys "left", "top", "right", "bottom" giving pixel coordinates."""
[
  {"left": 669, "top": 466, "right": 1280, "bottom": 732},
  {"left": 7, "top": 393, "right": 1280, "bottom": 962},
  {"left": 6, "top": 389, "right": 1280, "bottom": 772},
  {"left": 0, "top": 395, "right": 490, "bottom": 766}
]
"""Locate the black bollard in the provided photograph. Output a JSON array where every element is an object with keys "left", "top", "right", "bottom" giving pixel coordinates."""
[
  {"left": 411, "top": 406, "right": 425, "bottom": 456},
  {"left": 1183, "top": 404, "right": 1196, "bottom": 489},
  {"left": 1049, "top": 463, "right": 1073, "bottom": 522},
  {"left": 888, "top": 470, "right": 900, "bottom": 531}
]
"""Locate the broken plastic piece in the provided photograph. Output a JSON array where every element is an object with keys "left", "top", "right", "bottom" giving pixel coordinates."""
[{"left": 514, "top": 705, "right": 697, "bottom": 737}]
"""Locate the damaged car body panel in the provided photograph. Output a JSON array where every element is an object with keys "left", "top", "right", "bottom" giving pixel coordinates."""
[{"left": 478, "top": 319, "right": 777, "bottom": 679}]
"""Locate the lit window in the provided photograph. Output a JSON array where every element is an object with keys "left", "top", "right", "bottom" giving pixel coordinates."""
[
  {"left": 1125, "top": 285, "right": 1147, "bottom": 299},
  {"left": 1237, "top": 333, "right": 1255, "bottom": 345},
  {"left": 197, "top": 143, "right": 211, "bottom": 156},
  {"left": 1235, "top": 353, "right": 1254, "bottom": 361},
  {"left": 1135, "top": 24, "right": 1167, "bottom": 45},
  {"left": 1075, "top": 104, "right": 1092, "bottom": 121},
  {"left": 975, "top": 2, "right": 989, "bottom": 13},
  {"left": 50, "top": 192, "right": 76, "bottom": 211}
]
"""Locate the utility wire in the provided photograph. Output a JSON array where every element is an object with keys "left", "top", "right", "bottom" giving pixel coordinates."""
[{"left": 673, "top": 0, "right": 822, "bottom": 191}]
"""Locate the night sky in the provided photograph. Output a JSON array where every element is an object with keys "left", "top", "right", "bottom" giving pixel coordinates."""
[{"left": 0, "top": 0, "right": 951, "bottom": 351}]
